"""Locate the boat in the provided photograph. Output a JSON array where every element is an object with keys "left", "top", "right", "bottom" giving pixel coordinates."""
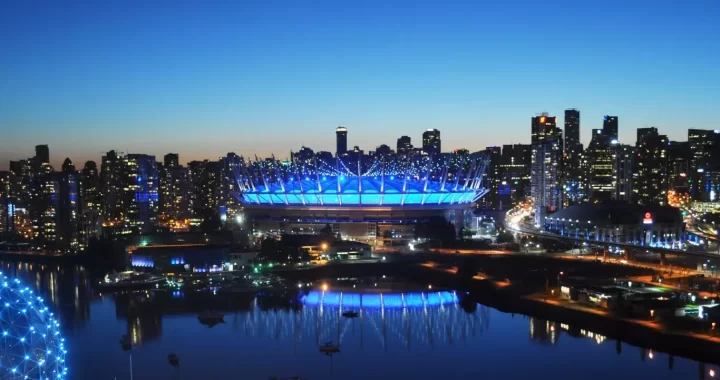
[
  {"left": 341, "top": 311, "right": 359, "bottom": 318},
  {"left": 168, "top": 353, "right": 180, "bottom": 367},
  {"left": 319, "top": 341, "right": 340, "bottom": 355},
  {"left": 98, "top": 271, "right": 167, "bottom": 290},
  {"left": 198, "top": 311, "right": 225, "bottom": 327}
]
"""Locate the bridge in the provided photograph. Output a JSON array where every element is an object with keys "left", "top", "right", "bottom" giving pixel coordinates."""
[{"left": 505, "top": 221, "right": 720, "bottom": 264}]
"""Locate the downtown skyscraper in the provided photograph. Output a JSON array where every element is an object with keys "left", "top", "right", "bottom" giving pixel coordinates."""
[
  {"left": 634, "top": 127, "right": 668, "bottom": 205},
  {"left": 422, "top": 129, "right": 441, "bottom": 156},
  {"left": 563, "top": 109, "right": 585, "bottom": 205},
  {"left": 336, "top": 126, "right": 348, "bottom": 157}
]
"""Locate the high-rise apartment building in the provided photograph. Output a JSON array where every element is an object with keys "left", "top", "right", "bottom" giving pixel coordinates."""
[
  {"left": 100, "top": 151, "right": 158, "bottom": 234},
  {"left": 530, "top": 114, "right": 562, "bottom": 224},
  {"left": 101, "top": 150, "right": 122, "bottom": 222},
  {"left": 667, "top": 141, "right": 691, "bottom": 193},
  {"left": 188, "top": 160, "right": 222, "bottom": 217},
  {"left": 563, "top": 109, "right": 585, "bottom": 205},
  {"left": 80, "top": 161, "right": 101, "bottom": 243},
  {"left": 499, "top": 144, "right": 532, "bottom": 207},
  {"left": 221, "top": 152, "right": 242, "bottom": 220},
  {"left": 56, "top": 158, "right": 81, "bottom": 250},
  {"left": 123, "top": 154, "right": 159, "bottom": 233},
  {"left": 586, "top": 129, "right": 614, "bottom": 202},
  {"left": 612, "top": 144, "right": 635, "bottom": 202},
  {"left": 634, "top": 127, "right": 668, "bottom": 205},
  {"left": 422, "top": 129, "right": 441, "bottom": 156},
  {"left": 0, "top": 171, "right": 10, "bottom": 236},
  {"left": 336, "top": 127, "right": 348, "bottom": 156},
  {"left": 480, "top": 146, "right": 501, "bottom": 209}
]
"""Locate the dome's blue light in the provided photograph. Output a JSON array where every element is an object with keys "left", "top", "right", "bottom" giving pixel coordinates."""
[
  {"left": 0, "top": 274, "right": 66, "bottom": 379},
  {"left": 240, "top": 175, "right": 483, "bottom": 207}
]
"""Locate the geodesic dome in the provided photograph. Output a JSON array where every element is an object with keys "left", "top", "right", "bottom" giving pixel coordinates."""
[{"left": 0, "top": 273, "right": 67, "bottom": 380}]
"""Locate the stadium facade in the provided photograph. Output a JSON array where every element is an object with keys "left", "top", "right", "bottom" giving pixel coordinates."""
[{"left": 233, "top": 153, "right": 489, "bottom": 245}]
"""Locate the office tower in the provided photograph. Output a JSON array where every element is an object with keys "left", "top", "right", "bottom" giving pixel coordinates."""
[
  {"left": 668, "top": 141, "right": 691, "bottom": 193},
  {"left": 688, "top": 129, "right": 720, "bottom": 199},
  {"left": 188, "top": 160, "right": 222, "bottom": 217},
  {"left": 499, "top": 144, "right": 532, "bottom": 207},
  {"left": 531, "top": 114, "right": 562, "bottom": 223},
  {"left": 397, "top": 136, "right": 413, "bottom": 155},
  {"left": 586, "top": 129, "right": 614, "bottom": 202},
  {"left": 336, "top": 127, "right": 348, "bottom": 156},
  {"left": 635, "top": 127, "right": 668, "bottom": 205},
  {"left": 612, "top": 144, "right": 636, "bottom": 202},
  {"left": 688, "top": 129, "right": 717, "bottom": 171},
  {"left": 563, "top": 109, "right": 585, "bottom": 205},
  {"left": 422, "top": 129, "right": 441, "bottom": 156},
  {"left": 34, "top": 145, "right": 50, "bottom": 166},
  {"left": 531, "top": 113, "right": 560, "bottom": 144},
  {"left": 480, "top": 146, "right": 502, "bottom": 209},
  {"left": 56, "top": 158, "right": 81, "bottom": 250},
  {"left": 164, "top": 153, "right": 179, "bottom": 168},
  {"left": 80, "top": 161, "right": 101, "bottom": 242},
  {"left": 602, "top": 116, "right": 618, "bottom": 142},
  {"left": 564, "top": 109, "right": 580, "bottom": 149}
]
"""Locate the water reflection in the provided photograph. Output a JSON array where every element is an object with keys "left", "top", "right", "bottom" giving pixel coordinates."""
[
  {"left": 0, "top": 261, "right": 717, "bottom": 379},
  {"left": 0, "top": 262, "right": 92, "bottom": 335}
]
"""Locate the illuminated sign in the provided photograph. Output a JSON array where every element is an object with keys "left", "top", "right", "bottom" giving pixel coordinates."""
[
  {"left": 643, "top": 212, "right": 653, "bottom": 224},
  {"left": 540, "top": 116, "right": 546, "bottom": 123}
]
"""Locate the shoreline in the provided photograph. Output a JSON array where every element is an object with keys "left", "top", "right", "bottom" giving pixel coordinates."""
[
  {"left": 278, "top": 260, "right": 720, "bottom": 366},
  {"left": 415, "top": 265, "right": 720, "bottom": 366}
]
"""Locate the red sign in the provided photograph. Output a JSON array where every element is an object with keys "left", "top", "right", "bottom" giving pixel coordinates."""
[{"left": 643, "top": 212, "right": 653, "bottom": 224}]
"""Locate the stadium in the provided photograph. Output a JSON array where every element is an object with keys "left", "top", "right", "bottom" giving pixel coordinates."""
[{"left": 233, "top": 154, "right": 489, "bottom": 245}]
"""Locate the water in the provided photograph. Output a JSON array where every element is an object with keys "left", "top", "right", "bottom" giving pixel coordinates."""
[{"left": 2, "top": 261, "right": 716, "bottom": 380}]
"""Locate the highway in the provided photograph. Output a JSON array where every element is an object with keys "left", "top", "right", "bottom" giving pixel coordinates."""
[{"left": 505, "top": 218, "right": 720, "bottom": 260}]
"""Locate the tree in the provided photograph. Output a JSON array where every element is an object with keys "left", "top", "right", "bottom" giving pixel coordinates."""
[
  {"left": 414, "top": 216, "right": 457, "bottom": 247},
  {"left": 496, "top": 231, "right": 515, "bottom": 244},
  {"left": 199, "top": 208, "right": 222, "bottom": 233},
  {"left": 259, "top": 237, "right": 284, "bottom": 262},
  {"left": 320, "top": 224, "right": 334, "bottom": 238}
]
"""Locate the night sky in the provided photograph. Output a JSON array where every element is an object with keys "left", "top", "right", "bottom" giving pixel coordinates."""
[{"left": 1, "top": 0, "right": 718, "bottom": 169}]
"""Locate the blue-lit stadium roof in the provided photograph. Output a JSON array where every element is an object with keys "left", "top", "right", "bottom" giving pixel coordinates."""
[
  {"left": 300, "top": 290, "right": 459, "bottom": 308},
  {"left": 239, "top": 177, "right": 483, "bottom": 207},
  {"left": 233, "top": 153, "right": 489, "bottom": 208}
]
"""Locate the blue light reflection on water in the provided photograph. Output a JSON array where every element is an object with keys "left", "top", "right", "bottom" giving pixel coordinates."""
[{"left": 0, "top": 262, "right": 715, "bottom": 380}]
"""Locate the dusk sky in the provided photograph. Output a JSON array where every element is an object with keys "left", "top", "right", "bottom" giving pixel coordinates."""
[{"left": 1, "top": 0, "right": 718, "bottom": 170}]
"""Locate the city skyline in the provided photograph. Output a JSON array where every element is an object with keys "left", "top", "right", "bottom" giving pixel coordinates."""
[{"left": 2, "top": 1, "right": 719, "bottom": 169}]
